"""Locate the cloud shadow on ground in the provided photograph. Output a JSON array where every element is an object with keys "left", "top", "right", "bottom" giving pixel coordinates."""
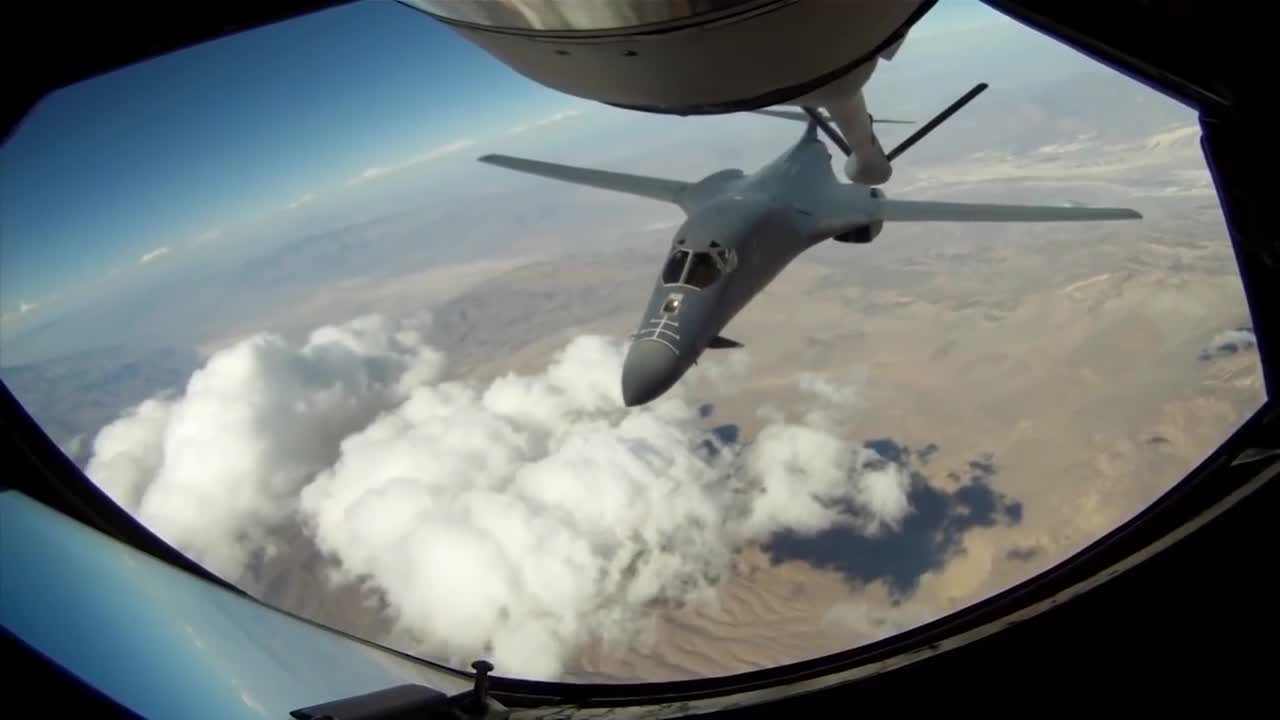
[{"left": 763, "top": 438, "right": 1023, "bottom": 599}]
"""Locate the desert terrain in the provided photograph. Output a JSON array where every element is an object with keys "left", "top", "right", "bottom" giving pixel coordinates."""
[
  {"left": 5, "top": 58, "right": 1266, "bottom": 683},
  {"left": 440, "top": 229, "right": 1259, "bottom": 676},
  {"left": 412, "top": 170, "right": 1263, "bottom": 679}
]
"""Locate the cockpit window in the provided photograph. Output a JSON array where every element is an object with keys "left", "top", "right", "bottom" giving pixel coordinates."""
[
  {"left": 663, "top": 249, "right": 690, "bottom": 284},
  {"left": 684, "top": 252, "right": 722, "bottom": 289},
  {"left": 715, "top": 246, "right": 738, "bottom": 273},
  {"left": 663, "top": 247, "right": 735, "bottom": 289}
]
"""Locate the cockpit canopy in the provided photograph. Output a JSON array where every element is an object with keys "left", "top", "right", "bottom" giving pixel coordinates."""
[{"left": 661, "top": 242, "right": 738, "bottom": 289}]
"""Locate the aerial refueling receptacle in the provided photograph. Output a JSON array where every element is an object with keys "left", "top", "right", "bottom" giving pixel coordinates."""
[{"left": 396, "top": 0, "right": 933, "bottom": 115}]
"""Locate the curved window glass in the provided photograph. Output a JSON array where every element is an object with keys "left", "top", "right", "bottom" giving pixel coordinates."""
[
  {"left": 684, "top": 251, "right": 723, "bottom": 289},
  {"left": 715, "top": 246, "right": 738, "bottom": 273},
  {"left": 662, "top": 249, "right": 732, "bottom": 288},
  {"left": 1, "top": 0, "right": 1261, "bottom": 693},
  {"left": 663, "top": 249, "right": 691, "bottom": 284}
]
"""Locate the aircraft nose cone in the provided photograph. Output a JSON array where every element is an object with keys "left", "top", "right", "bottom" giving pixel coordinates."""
[{"left": 621, "top": 340, "right": 680, "bottom": 407}]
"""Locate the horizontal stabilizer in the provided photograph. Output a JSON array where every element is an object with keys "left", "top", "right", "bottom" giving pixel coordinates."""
[
  {"left": 477, "top": 153, "right": 692, "bottom": 209},
  {"left": 878, "top": 199, "right": 1142, "bottom": 223},
  {"left": 707, "top": 335, "right": 744, "bottom": 349}
]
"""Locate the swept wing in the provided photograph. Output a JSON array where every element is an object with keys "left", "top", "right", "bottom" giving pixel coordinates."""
[{"left": 478, "top": 153, "right": 691, "bottom": 209}]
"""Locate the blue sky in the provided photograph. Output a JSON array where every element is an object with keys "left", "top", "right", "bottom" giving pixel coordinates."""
[{"left": 0, "top": 0, "right": 580, "bottom": 317}]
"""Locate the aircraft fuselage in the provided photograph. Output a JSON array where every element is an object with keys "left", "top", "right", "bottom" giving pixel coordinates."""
[{"left": 621, "top": 128, "right": 853, "bottom": 406}]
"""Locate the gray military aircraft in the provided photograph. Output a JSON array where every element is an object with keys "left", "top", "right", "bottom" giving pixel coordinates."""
[{"left": 477, "top": 83, "right": 1142, "bottom": 407}]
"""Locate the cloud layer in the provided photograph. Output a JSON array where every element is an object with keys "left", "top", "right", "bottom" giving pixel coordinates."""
[
  {"left": 348, "top": 138, "right": 476, "bottom": 186},
  {"left": 138, "top": 246, "right": 172, "bottom": 264},
  {"left": 87, "top": 313, "right": 914, "bottom": 680}
]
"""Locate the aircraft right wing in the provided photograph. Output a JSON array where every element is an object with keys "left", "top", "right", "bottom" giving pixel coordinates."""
[
  {"left": 478, "top": 153, "right": 692, "bottom": 209},
  {"left": 878, "top": 199, "right": 1142, "bottom": 223}
]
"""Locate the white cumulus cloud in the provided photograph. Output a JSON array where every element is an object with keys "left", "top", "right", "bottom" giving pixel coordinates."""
[
  {"left": 88, "top": 314, "right": 442, "bottom": 578},
  {"left": 86, "top": 313, "right": 915, "bottom": 680},
  {"left": 1200, "top": 327, "right": 1256, "bottom": 360}
]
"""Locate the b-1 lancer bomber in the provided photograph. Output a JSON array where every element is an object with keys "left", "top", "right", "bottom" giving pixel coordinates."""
[{"left": 477, "top": 83, "right": 1142, "bottom": 407}]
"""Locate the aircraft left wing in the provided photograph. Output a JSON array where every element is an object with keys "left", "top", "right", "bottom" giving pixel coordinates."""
[
  {"left": 478, "top": 153, "right": 691, "bottom": 209},
  {"left": 877, "top": 199, "right": 1142, "bottom": 223},
  {"left": 751, "top": 108, "right": 913, "bottom": 125}
]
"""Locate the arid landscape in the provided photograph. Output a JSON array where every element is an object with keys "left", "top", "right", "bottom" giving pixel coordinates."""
[
  {"left": 206, "top": 118, "right": 1262, "bottom": 681},
  {"left": 3, "top": 37, "right": 1266, "bottom": 684},
  {"left": 406, "top": 171, "right": 1262, "bottom": 679}
]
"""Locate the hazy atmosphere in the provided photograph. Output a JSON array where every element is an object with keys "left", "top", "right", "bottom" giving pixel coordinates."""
[{"left": 1, "top": 0, "right": 1263, "bottom": 682}]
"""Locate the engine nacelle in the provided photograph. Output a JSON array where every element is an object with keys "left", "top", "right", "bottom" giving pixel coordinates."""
[{"left": 834, "top": 188, "right": 886, "bottom": 243}]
